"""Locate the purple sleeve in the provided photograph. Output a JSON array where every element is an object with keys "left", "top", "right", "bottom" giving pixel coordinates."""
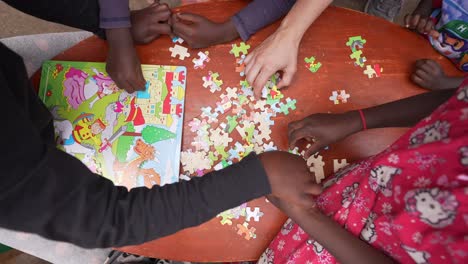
[
  {"left": 231, "top": 0, "right": 296, "bottom": 41},
  {"left": 99, "top": 0, "right": 131, "bottom": 29}
]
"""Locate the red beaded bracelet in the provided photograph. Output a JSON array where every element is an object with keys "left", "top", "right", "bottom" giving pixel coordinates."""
[{"left": 358, "top": 109, "right": 367, "bottom": 130}]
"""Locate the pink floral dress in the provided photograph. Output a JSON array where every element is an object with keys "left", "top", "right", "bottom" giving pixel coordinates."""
[{"left": 259, "top": 79, "right": 468, "bottom": 264}]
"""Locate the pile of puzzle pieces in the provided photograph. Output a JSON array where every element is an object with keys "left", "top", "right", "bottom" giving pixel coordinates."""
[
  {"left": 345, "top": 36, "right": 383, "bottom": 78},
  {"left": 179, "top": 42, "right": 298, "bottom": 240}
]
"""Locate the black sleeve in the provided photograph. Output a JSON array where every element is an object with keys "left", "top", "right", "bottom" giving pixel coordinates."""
[
  {"left": 3, "top": 0, "right": 104, "bottom": 37},
  {"left": 0, "top": 46, "right": 271, "bottom": 248}
]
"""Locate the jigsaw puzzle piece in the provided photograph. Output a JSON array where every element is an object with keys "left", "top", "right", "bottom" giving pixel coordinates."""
[
  {"left": 349, "top": 50, "right": 366, "bottom": 67},
  {"left": 345, "top": 36, "right": 367, "bottom": 52},
  {"left": 245, "top": 207, "right": 264, "bottom": 222},
  {"left": 333, "top": 159, "right": 349, "bottom": 172},
  {"left": 363, "top": 64, "right": 383, "bottom": 78},
  {"left": 304, "top": 56, "right": 322, "bottom": 73},
  {"left": 236, "top": 222, "right": 256, "bottom": 240},
  {"left": 192, "top": 51, "right": 210, "bottom": 69},
  {"left": 230, "top": 42, "right": 251, "bottom": 57},
  {"left": 307, "top": 153, "right": 325, "bottom": 183},
  {"left": 169, "top": 44, "right": 190, "bottom": 60}
]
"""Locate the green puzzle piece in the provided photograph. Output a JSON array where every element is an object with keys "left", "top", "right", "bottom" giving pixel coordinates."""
[
  {"left": 349, "top": 50, "right": 366, "bottom": 67},
  {"left": 245, "top": 125, "right": 255, "bottom": 143},
  {"left": 280, "top": 99, "right": 297, "bottom": 115},
  {"left": 230, "top": 42, "right": 251, "bottom": 57},
  {"left": 345, "top": 36, "right": 367, "bottom": 52},
  {"left": 208, "top": 151, "right": 217, "bottom": 164},
  {"left": 305, "top": 56, "right": 322, "bottom": 73},
  {"left": 215, "top": 145, "right": 229, "bottom": 160},
  {"left": 226, "top": 116, "right": 238, "bottom": 133},
  {"left": 240, "top": 79, "right": 250, "bottom": 88}
]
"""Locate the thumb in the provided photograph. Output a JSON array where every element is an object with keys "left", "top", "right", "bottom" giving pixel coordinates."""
[
  {"left": 277, "top": 65, "right": 296, "bottom": 89},
  {"left": 304, "top": 142, "right": 325, "bottom": 159},
  {"left": 176, "top": 13, "right": 204, "bottom": 23}
]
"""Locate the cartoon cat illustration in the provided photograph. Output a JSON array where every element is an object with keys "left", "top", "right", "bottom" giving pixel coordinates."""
[
  {"left": 369, "top": 165, "right": 401, "bottom": 196},
  {"left": 360, "top": 212, "right": 377, "bottom": 243},
  {"left": 401, "top": 244, "right": 431, "bottom": 264},
  {"left": 409, "top": 121, "right": 450, "bottom": 146},
  {"left": 280, "top": 218, "right": 295, "bottom": 236},
  {"left": 405, "top": 188, "right": 458, "bottom": 228}
]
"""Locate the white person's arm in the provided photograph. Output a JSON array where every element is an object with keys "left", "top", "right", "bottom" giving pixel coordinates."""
[{"left": 244, "top": 0, "right": 332, "bottom": 97}]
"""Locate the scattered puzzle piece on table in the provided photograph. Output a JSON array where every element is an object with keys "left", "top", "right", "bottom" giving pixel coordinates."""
[
  {"left": 307, "top": 153, "right": 325, "bottom": 183},
  {"left": 329, "top": 90, "right": 350, "bottom": 104},
  {"left": 237, "top": 222, "right": 256, "bottom": 240},
  {"left": 345, "top": 36, "right": 367, "bottom": 52},
  {"left": 304, "top": 56, "right": 322, "bottom": 73},
  {"left": 333, "top": 159, "right": 349, "bottom": 172},
  {"left": 230, "top": 42, "right": 251, "bottom": 57},
  {"left": 245, "top": 207, "right": 264, "bottom": 222},
  {"left": 192, "top": 51, "right": 210, "bottom": 69},
  {"left": 202, "top": 71, "right": 223, "bottom": 93},
  {"left": 363, "top": 64, "right": 383, "bottom": 78},
  {"left": 172, "top": 36, "right": 184, "bottom": 44},
  {"left": 218, "top": 210, "right": 235, "bottom": 225},
  {"left": 349, "top": 50, "right": 366, "bottom": 67},
  {"left": 169, "top": 44, "right": 190, "bottom": 60}
]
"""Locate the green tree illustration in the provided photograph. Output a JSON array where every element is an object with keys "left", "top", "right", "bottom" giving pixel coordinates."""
[{"left": 142, "top": 126, "right": 176, "bottom": 144}]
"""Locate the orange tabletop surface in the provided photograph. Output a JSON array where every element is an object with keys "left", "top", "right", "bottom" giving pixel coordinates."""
[{"left": 32, "top": 0, "right": 463, "bottom": 262}]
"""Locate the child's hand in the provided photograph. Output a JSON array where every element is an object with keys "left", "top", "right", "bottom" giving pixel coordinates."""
[
  {"left": 289, "top": 112, "right": 361, "bottom": 158},
  {"left": 404, "top": 14, "right": 434, "bottom": 35},
  {"left": 171, "top": 13, "right": 238, "bottom": 48},
  {"left": 106, "top": 28, "right": 146, "bottom": 93},
  {"left": 131, "top": 2, "right": 172, "bottom": 44},
  {"left": 411, "top": 59, "right": 450, "bottom": 90},
  {"left": 258, "top": 151, "right": 322, "bottom": 208}
]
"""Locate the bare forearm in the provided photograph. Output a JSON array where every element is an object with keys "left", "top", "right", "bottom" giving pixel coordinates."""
[
  {"left": 362, "top": 89, "right": 455, "bottom": 129},
  {"left": 278, "top": 0, "right": 332, "bottom": 42},
  {"left": 292, "top": 211, "right": 395, "bottom": 264}
]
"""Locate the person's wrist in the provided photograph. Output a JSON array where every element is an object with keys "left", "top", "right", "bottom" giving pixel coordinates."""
[
  {"left": 106, "top": 28, "right": 134, "bottom": 50},
  {"left": 343, "top": 111, "right": 363, "bottom": 134},
  {"left": 219, "top": 19, "right": 240, "bottom": 43},
  {"left": 278, "top": 20, "right": 305, "bottom": 44}
]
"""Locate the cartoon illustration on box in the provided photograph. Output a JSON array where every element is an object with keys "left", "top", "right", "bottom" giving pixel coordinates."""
[{"left": 40, "top": 61, "right": 186, "bottom": 189}]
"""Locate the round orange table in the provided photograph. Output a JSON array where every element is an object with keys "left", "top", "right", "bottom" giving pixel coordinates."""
[{"left": 33, "top": 0, "right": 462, "bottom": 262}]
